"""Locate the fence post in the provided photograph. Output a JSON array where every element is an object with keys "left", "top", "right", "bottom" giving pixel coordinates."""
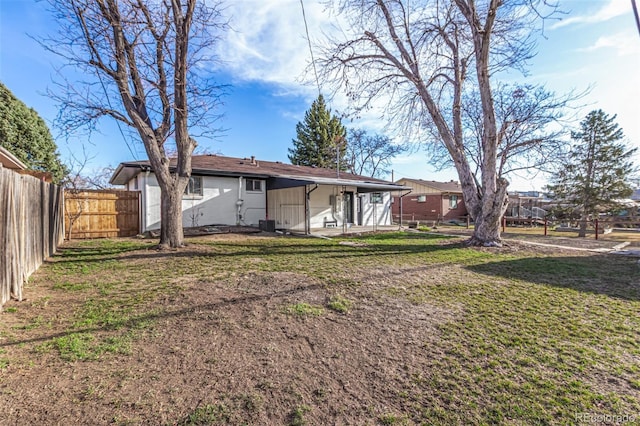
[
  {"left": 544, "top": 219, "right": 547, "bottom": 236},
  {"left": 502, "top": 216, "right": 506, "bottom": 233},
  {"left": 595, "top": 219, "right": 599, "bottom": 240}
]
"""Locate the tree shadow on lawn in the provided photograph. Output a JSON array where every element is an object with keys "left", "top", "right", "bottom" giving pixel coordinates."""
[
  {"left": 1, "top": 283, "right": 324, "bottom": 348},
  {"left": 48, "top": 239, "right": 466, "bottom": 265},
  {"left": 467, "top": 254, "right": 640, "bottom": 301}
]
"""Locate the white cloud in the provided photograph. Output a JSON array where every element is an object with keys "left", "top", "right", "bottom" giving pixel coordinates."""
[
  {"left": 214, "top": 0, "right": 640, "bottom": 155},
  {"left": 578, "top": 30, "right": 640, "bottom": 56},
  {"left": 216, "top": 0, "right": 329, "bottom": 95},
  {"left": 214, "top": 0, "right": 397, "bottom": 131},
  {"left": 551, "top": 0, "right": 631, "bottom": 29}
]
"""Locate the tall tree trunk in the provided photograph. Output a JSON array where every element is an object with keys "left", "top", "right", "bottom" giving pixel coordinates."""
[
  {"left": 466, "top": 177, "right": 509, "bottom": 246},
  {"left": 455, "top": 0, "right": 505, "bottom": 246},
  {"left": 578, "top": 214, "right": 588, "bottom": 238},
  {"left": 159, "top": 184, "right": 185, "bottom": 249}
]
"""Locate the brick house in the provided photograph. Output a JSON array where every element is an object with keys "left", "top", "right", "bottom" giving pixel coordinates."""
[{"left": 392, "top": 178, "right": 467, "bottom": 224}]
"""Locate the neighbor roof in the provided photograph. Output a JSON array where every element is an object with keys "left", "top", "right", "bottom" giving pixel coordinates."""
[
  {"left": 397, "top": 177, "right": 463, "bottom": 193},
  {"left": 110, "top": 155, "right": 410, "bottom": 192},
  {"left": 0, "top": 146, "right": 27, "bottom": 170}
]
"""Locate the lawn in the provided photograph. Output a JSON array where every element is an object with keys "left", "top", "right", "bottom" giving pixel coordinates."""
[{"left": 0, "top": 232, "right": 639, "bottom": 425}]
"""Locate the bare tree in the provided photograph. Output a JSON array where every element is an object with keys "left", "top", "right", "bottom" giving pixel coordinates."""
[
  {"left": 425, "top": 83, "right": 579, "bottom": 179},
  {"left": 345, "top": 128, "right": 407, "bottom": 178},
  {"left": 61, "top": 148, "right": 93, "bottom": 240},
  {"left": 42, "top": 0, "right": 227, "bottom": 248},
  {"left": 319, "top": 0, "right": 561, "bottom": 246}
]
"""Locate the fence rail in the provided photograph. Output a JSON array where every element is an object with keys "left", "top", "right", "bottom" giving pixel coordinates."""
[
  {"left": 64, "top": 190, "right": 140, "bottom": 239},
  {"left": 393, "top": 214, "right": 470, "bottom": 227},
  {"left": 1, "top": 167, "right": 64, "bottom": 309}
]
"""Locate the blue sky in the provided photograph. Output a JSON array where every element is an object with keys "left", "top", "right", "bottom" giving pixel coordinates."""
[{"left": 1, "top": 0, "right": 638, "bottom": 190}]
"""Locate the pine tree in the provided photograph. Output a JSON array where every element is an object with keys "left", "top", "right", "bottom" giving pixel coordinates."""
[
  {"left": 0, "top": 82, "right": 68, "bottom": 183},
  {"left": 288, "top": 94, "right": 347, "bottom": 170},
  {"left": 546, "top": 110, "right": 636, "bottom": 237}
]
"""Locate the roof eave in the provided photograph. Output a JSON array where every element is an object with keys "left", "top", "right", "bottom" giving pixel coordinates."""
[{"left": 0, "top": 146, "right": 27, "bottom": 170}]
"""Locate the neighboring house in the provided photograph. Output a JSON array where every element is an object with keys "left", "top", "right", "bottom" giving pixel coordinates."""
[
  {"left": 391, "top": 178, "right": 467, "bottom": 223},
  {"left": 0, "top": 146, "right": 53, "bottom": 182},
  {"left": 110, "top": 154, "right": 410, "bottom": 234},
  {"left": 0, "top": 145, "right": 27, "bottom": 170},
  {"left": 506, "top": 191, "right": 549, "bottom": 219}
]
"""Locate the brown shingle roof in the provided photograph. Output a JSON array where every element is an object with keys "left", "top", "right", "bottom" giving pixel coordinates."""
[
  {"left": 398, "top": 178, "right": 463, "bottom": 193},
  {"left": 114, "top": 154, "right": 394, "bottom": 184}
]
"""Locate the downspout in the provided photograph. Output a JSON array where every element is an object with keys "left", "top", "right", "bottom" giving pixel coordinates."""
[
  {"left": 236, "top": 176, "right": 244, "bottom": 225},
  {"left": 342, "top": 185, "right": 347, "bottom": 234},
  {"left": 265, "top": 185, "right": 269, "bottom": 221},
  {"left": 330, "top": 187, "right": 338, "bottom": 223},
  {"left": 399, "top": 190, "right": 412, "bottom": 229},
  {"left": 306, "top": 184, "right": 319, "bottom": 234},
  {"left": 142, "top": 169, "right": 150, "bottom": 233}
]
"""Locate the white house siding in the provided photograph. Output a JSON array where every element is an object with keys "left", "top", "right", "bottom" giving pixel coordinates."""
[
  {"left": 267, "top": 186, "right": 306, "bottom": 232},
  {"left": 308, "top": 185, "right": 341, "bottom": 228},
  {"left": 359, "top": 192, "right": 392, "bottom": 226},
  {"left": 308, "top": 187, "right": 392, "bottom": 228},
  {"left": 132, "top": 174, "right": 266, "bottom": 231}
]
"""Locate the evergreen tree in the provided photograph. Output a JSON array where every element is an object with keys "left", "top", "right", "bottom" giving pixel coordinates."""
[
  {"left": 0, "top": 82, "right": 67, "bottom": 183},
  {"left": 288, "top": 94, "right": 347, "bottom": 170},
  {"left": 546, "top": 110, "right": 636, "bottom": 237}
]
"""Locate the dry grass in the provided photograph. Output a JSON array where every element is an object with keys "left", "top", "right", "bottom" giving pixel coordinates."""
[{"left": 0, "top": 232, "right": 638, "bottom": 424}]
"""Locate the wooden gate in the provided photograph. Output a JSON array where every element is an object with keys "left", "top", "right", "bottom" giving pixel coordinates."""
[{"left": 64, "top": 189, "right": 140, "bottom": 239}]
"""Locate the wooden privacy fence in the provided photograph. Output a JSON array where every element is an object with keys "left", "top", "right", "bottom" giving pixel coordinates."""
[
  {"left": 1, "top": 167, "right": 64, "bottom": 308},
  {"left": 64, "top": 189, "right": 140, "bottom": 239}
]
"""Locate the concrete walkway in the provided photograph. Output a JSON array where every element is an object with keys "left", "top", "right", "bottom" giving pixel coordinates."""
[{"left": 310, "top": 225, "right": 402, "bottom": 237}]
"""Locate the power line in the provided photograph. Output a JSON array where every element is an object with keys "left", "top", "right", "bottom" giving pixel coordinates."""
[
  {"left": 299, "top": 0, "right": 321, "bottom": 96},
  {"left": 94, "top": 72, "right": 140, "bottom": 161},
  {"left": 72, "top": 4, "right": 140, "bottom": 161},
  {"left": 632, "top": 0, "right": 640, "bottom": 37}
]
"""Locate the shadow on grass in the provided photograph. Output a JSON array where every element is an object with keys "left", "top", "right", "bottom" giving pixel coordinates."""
[
  {"left": 48, "top": 235, "right": 467, "bottom": 265},
  {"left": 467, "top": 254, "right": 640, "bottom": 301},
  {"left": 55, "top": 243, "right": 152, "bottom": 258},
  {"left": 0, "top": 283, "right": 323, "bottom": 349}
]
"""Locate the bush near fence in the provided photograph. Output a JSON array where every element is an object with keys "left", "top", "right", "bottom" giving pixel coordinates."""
[{"left": 0, "top": 166, "right": 64, "bottom": 309}]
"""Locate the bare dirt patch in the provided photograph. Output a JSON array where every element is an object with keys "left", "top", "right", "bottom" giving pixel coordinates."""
[
  {"left": 0, "top": 242, "right": 455, "bottom": 425},
  {"left": 1, "top": 233, "right": 638, "bottom": 424}
]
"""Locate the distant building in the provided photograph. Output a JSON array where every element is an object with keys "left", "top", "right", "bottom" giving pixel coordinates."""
[
  {"left": 391, "top": 178, "right": 467, "bottom": 223},
  {"left": 110, "top": 154, "right": 410, "bottom": 234},
  {"left": 506, "top": 191, "right": 549, "bottom": 219},
  {"left": 0, "top": 146, "right": 27, "bottom": 170},
  {"left": 0, "top": 146, "right": 53, "bottom": 182}
]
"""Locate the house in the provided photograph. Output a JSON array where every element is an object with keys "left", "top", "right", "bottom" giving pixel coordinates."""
[
  {"left": 391, "top": 178, "right": 467, "bottom": 224},
  {"left": 109, "top": 154, "right": 410, "bottom": 234},
  {"left": 506, "top": 191, "right": 549, "bottom": 219},
  {"left": 0, "top": 145, "right": 27, "bottom": 170},
  {"left": 0, "top": 146, "right": 53, "bottom": 182}
]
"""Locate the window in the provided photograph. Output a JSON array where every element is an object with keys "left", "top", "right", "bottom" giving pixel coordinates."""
[
  {"left": 245, "top": 179, "right": 262, "bottom": 192},
  {"left": 370, "top": 192, "right": 383, "bottom": 204},
  {"left": 449, "top": 194, "right": 458, "bottom": 209},
  {"left": 417, "top": 195, "right": 427, "bottom": 203},
  {"left": 185, "top": 176, "right": 203, "bottom": 196}
]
